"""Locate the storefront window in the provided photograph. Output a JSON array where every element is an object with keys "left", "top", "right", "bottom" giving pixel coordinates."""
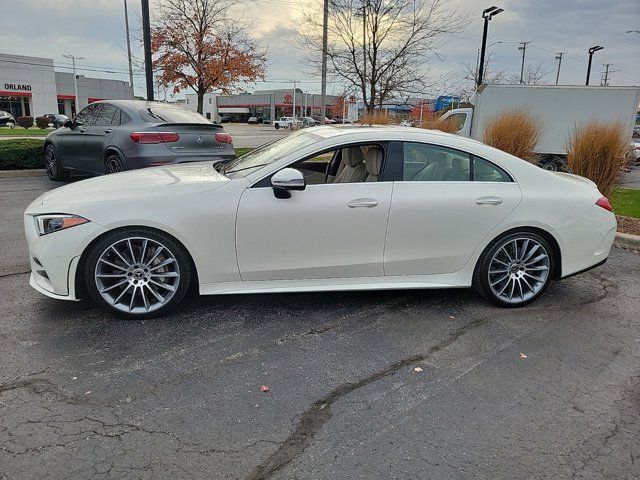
[{"left": 0, "top": 96, "right": 28, "bottom": 118}]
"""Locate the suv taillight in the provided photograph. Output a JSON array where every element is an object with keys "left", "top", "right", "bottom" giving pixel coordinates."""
[
  {"left": 215, "top": 132, "right": 233, "bottom": 144},
  {"left": 130, "top": 132, "right": 180, "bottom": 144},
  {"left": 596, "top": 197, "right": 613, "bottom": 212}
]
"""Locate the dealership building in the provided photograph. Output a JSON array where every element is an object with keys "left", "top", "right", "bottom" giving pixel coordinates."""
[
  {"left": 184, "top": 89, "right": 341, "bottom": 123},
  {"left": 0, "top": 53, "right": 133, "bottom": 119}
]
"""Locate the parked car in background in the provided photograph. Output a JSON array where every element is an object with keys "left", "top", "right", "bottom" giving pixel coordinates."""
[
  {"left": 0, "top": 110, "right": 15, "bottom": 128},
  {"left": 273, "top": 117, "right": 300, "bottom": 129},
  {"left": 43, "top": 100, "right": 235, "bottom": 181},
  {"left": 219, "top": 115, "right": 231, "bottom": 123},
  {"left": 247, "top": 116, "right": 259, "bottom": 124},
  {"left": 25, "top": 126, "right": 616, "bottom": 318},
  {"left": 301, "top": 116, "right": 318, "bottom": 127},
  {"left": 42, "top": 113, "right": 69, "bottom": 129},
  {"left": 311, "top": 116, "right": 336, "bottom": 124}
]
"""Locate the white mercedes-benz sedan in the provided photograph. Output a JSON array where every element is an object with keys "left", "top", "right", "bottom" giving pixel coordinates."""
[{"left": 24, "top": 125, "right": 616, "bottom": 318}]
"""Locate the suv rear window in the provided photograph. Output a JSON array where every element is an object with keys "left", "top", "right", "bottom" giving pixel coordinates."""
[{"left": 139, "top": 107, "right": 209, "bottom": 124}]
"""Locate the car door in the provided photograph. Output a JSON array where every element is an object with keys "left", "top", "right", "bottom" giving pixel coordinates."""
[
  {"left": 84, "top": 103, "right": 119, "bottom": 173},
  {"left": 59, "top": 104, "right": 100, "bottom": 171},
  {"left": 236, "top": 144, "right": 393, "bottom": 281},
  {"left": 384, "top": 141, "right": 522, "bottom": 276}
]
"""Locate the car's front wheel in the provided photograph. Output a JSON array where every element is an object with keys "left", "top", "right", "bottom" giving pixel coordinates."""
[
  {"left": 84, "top": 228, "right": 192, "bottom": 319},
  {"left": 474, "top": 231, "right": 555, "bottom": 307},
  {"left": 44, "top": 144, "right": 70, "bottom": 181}
]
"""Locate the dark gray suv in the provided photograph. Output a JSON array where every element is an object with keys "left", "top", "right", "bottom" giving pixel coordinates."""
[{"left": 43, "top": 100, "right": 235, "bottom": 181}]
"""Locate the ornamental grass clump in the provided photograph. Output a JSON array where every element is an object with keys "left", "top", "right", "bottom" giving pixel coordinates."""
[
  {"left": 421, "top": 112, "right": 460, "bottom": 133},
  {"left": 482, "top": 109, "right": 541, "bottom": 164},
  {"left": 566, "top": 121, "right": 628, "bottom": 198},
  {"left": 360, "top": 110, "right": 391, "bottom": 125}
]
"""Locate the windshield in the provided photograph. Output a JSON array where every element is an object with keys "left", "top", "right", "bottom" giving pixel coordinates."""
[{"left": 224, "top": 130, "right": 320, "bottom": 178}]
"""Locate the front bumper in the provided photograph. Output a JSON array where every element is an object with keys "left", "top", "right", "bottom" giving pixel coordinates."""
[{"left": 24, "top": 214, "right": 107, "bottom": 300}]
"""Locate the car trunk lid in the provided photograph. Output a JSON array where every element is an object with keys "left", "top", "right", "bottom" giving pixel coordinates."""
[{"left": 152, "top": 123, "right": 232, "bottom": 155}]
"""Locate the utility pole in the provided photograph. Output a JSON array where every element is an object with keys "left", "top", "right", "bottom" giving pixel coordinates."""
[
  {"left": 124, "top": 0, "right": 134, "bottom": 92},
  {"left": 554, "top": 52, "right": 566, "bottom": 85},
  {"left": 361, "top": 0, "right": 367, "bottom": 110},
  {"left": 602, "top": 64, "right": 611, "bottom": 86},
  {"left": 419, "top": 93, "right": 424, "bottom": 126},
  {"left": 141, "top": 0, "right": 154, "bottom": 101},
  {"left": 518, "top": 41, "right": 532, "bottom": 84},
  {"left": 319, "top": 0, "right": 329, "bottom": 124},
  {"left": 62, "top": 54, "right": 84, "bottom": 115}
]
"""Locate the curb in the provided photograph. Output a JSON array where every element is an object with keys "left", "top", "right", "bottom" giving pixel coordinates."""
[
  {"left": 614, "top": 232, "right": 640, "bottom": 251},
  {"left": 0, "top": 169, "right": 46, "bottom": 178}
]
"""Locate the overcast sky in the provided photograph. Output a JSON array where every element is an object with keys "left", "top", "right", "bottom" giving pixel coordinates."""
[{"left": 1, "top": 0, "right": 638, "bottom": 99}]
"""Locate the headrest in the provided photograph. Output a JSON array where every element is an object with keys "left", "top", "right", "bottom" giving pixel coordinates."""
[
  {"left": 342, "top": 147, "right": 364, "bottom": 167},
  {"left": 436, "top": 151, "right": 451, "bottom": 164},
  {"left": 366, "top": 146, "right": 384, "bottom": 175},
  {"left": 451, "top": 157, "right": 467, "bottom": 171}
]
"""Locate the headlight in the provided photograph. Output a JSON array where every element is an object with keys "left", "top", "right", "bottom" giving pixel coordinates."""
[{"left": 34, "top": 214, "right": 89, "bottom": 236}]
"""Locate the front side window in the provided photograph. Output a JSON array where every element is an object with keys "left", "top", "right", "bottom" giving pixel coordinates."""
[
  {"left": 75, "top": 103, "right": 100, "bottom": 125},
  {"left": 403, "top": 142, "right": 471, "bottom": 181},
  {"left": 447, "top": 113, "right": 467, "bottom": 131}
]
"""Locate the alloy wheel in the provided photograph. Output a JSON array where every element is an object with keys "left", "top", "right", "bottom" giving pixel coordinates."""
[
  {"left": 94, "top": 237, "right": 180, "bottom": 314},
  {"left": 487, "top": 237, "right": 550, "bottom": 304},
  {"left": 105, "top": 156, "right": 123, "bottom": 174},
  {"left": 45, "top": 146, "right": 57, "bottom": 178}
]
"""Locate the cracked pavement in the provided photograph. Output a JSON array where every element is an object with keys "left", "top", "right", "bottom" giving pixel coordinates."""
[{"left": 1, "top": 176, "right": 639, "bottom": 479}]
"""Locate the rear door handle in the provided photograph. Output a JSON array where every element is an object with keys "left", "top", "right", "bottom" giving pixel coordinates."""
[
  {"left": 476, "top": 196, "right": 503, "bottom": 206},
  {"left": 348, "top": 198, "right": 378, "bottom": 208},
  {"left": 79, "top": 128, "right": 86, "bottom": 133},
  {"left": 104, "top": 129, "right": 112, "bottom": 134}
]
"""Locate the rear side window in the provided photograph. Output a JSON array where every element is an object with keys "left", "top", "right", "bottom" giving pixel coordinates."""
[
  {"left": 139, "top": 107, "right": 208, "bottom": 124},
  {"left": 120, "top": 110, "right": 132, "bottom": 125},
  {"left": 94, "top": 104, "right": 118, "bottom": 126},
  {"left": 403, "top": 142, "right": 471, "bottom": 181},
  {"left": 473, "top": 156, "right": 512, "bottom": 182}
]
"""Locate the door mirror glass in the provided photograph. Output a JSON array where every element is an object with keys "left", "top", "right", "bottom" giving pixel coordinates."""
[{"left": 271, "top": 168, "right": 306, "bottom": 198}]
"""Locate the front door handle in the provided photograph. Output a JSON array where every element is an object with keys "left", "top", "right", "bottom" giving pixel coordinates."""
[
  {"left": 348, "top": 198, "right": 378, "bottom": 208},
  {"left": 476, "top": 196, "right": 503, "bottom": 206},
  {"left": 79, "top": 128, "right": 86, "bottom": 133},
  {"left": 104, "top": 129, "right": 112, "bottom": 134}
]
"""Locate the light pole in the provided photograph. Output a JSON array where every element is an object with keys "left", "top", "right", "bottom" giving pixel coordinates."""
[
  {"left": 62, "top": 54, "right": 84, "bottom": 115},
  {"left": 477, "top": 6, "right": 504, "bottom": 87},
  {"left": 124, "top": 0, "right": 134, "bottom": 91},
  {"left": 586, "top": 45, "right": 603, "bottom": 85},
  {"left": 319, "top": 0, "right": 329, "bottom": 124}
]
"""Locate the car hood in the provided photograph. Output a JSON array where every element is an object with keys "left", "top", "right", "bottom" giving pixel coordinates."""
[{"left": 39, "top": 162, "right": 230, "bottom": 206}]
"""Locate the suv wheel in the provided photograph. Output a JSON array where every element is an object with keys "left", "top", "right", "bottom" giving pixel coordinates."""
[
  {"left": 44, "top": 144, "right": 70, "bottom": 181},
  {"left": 105, "top": 152, "right": 126, "bottom": 174}
]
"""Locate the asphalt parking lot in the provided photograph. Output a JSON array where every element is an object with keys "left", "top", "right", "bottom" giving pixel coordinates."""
[{"left": 1, "top": 175, "right": 639, "bottom": 479}]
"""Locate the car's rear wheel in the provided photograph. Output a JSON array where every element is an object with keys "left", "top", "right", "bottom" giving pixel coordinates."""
[
  {"left": 105, "top": 152, "right": 126, "bottom": 174},
  {"left": 84, "top": 228, "right": 192, "bottom": 319},
  {"left": 474, "top": 231, "right": 554, "bottom": 307},
  {"left": 44, "top": 144, "right": 70, "bottom": 181},
  {"left": 274, "top": 123, "right": 280, "bottom": 130},
  {"left": 6, "top": 121, "right": 15, "bottom": 129}
]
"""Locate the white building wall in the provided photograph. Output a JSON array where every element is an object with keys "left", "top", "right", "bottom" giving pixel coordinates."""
[
  {"left": 184, "top": 93, "right": 219, "bottom": 121},
  {"left": 0, "top": 53, "right": 58, "bottom": 117}
]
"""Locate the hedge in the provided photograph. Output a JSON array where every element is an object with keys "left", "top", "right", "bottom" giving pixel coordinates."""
[{"left": 0, "top": 139, "right": 46, "bottom": 170}]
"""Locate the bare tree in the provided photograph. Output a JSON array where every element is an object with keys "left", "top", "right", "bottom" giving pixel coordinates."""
[
  {"left": 152, "top": 0, "right": 267, "bottom": 113},
  {"left": 299, "top": 0, "right": 470, "bottom": 113},
  {"left": 507, "top": 64, "right": 547, "bottom": 85}
]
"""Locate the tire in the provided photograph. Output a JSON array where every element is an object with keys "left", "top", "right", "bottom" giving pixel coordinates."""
[
  {"left": 473, "top": 231, "right": 555, "bottom": 308},
  {"left": 105, "top": 151, "right": 126, "bottom": 174},
  {"left": 44, "top": 144, "right": 70, "bottom": 181},
  {"left": 274, "top": 123, "right": 280, "bottom": 130},
  {"left": 84, "top": 228, "right": 192, "bottom": 319},
  {"left": 541, "top": 161, "right": 558, "bottom": 171},
  {"left": 6, "top": 121, "right": 15, "bottom": 129}
]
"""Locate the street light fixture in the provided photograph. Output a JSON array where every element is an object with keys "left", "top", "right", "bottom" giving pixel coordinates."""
[
  {"left": 477, "top": 6, "right": 504, "bottom": 87},
  {"left": 62, "top": 54, "right": 84, "bottom": 116},
  {"left": 586, "top": 45, "right": 603, "bottom": 85}
]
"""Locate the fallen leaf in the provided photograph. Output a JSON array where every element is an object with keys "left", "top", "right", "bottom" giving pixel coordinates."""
[
  {"left": 260, "top": 385, "right": 270, "bottom": 392},
  {"left": 519, "top": 353, "right": 528, "bottom": 359},
  {"left": 413, "top": 367, "right": 423, "bottom": 373},
  {"left": 71, "top": 377, "right": 78, "bottom": 380},
  {"left": 84, "top": 391, "right": 92, "bottom": 395},
  {"left": 448, "top": 316, "right": 455, "bottom": 319}
]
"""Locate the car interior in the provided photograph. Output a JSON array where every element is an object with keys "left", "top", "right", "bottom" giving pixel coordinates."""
[{"left": 292, "top": 143, "right": 385, "bottom": 185}]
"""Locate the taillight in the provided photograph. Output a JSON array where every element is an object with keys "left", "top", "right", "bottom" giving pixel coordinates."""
[
  {"left": 215, "top": 132, "right": 233, "bottom": 144},
  {"left": 596, "top": 197, "right": 613, "bottom": 212},
  {"left": 130, "top": 132, "right": 180, "bottom": 144}
]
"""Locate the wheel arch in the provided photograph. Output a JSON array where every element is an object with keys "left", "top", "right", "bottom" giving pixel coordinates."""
[
  {"left": 74, "top": 225, "right": 200, "bottom": 299},
  {"left": 475, "top": 226, "right": 562, "bottom": 280}
]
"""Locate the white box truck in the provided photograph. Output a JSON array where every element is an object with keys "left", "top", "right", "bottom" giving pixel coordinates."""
[{"left": 440, "top": 84, "right": 640, "bottom": 170}]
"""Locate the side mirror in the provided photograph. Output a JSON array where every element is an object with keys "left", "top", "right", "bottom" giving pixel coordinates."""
[
  {"left": 271, "top": 168, "right": 306, "bottom": 199},
  {"left": 63, "top": 120, "right": 74, "bottom": 129}
]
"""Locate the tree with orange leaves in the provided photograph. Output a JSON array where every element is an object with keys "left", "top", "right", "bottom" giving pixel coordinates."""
[{"left": 151, "top": 0, "right": 266, "bottom": 114}]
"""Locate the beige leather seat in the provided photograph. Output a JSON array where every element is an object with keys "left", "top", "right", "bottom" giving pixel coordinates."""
[
  {"left": 334, "top": 147, "right": 366, "bottom": 183},
  {"left": 412, "top": 152, "right": 452, "bottom": 181},
  {"left": 445, "top": 157, "right": 470, "bottom": 181},
  {"left": 365, "top": 146, "right": 384, "bottom": 182}
]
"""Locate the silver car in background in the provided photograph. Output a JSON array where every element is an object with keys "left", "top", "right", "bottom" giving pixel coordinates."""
[{"left": 43, "top": 100, "right": 235, "bottom": 181}]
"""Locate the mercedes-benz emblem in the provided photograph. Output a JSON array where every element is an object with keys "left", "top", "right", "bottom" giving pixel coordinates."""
[{"left": 196, "top": 136, "right": 203, "bottom": 144}]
